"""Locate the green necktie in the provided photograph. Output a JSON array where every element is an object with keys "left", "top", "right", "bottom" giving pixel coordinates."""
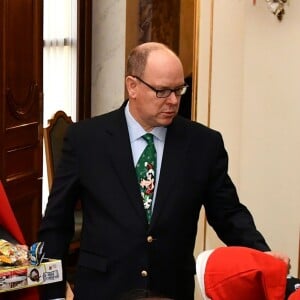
[{"left": 136, "top": 133, "right": 157, "bottom": 224}]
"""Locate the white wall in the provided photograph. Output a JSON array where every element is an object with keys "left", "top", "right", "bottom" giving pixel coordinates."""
[
  {"left": 197, "top": 0, "right": 300, "bottom": 276},
  {"left": 241, "top": 0, "right": 300, "bottom": 277}
]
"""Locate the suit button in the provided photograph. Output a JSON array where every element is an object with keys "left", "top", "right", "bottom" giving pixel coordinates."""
[
  {"left": 141, "top": 270, "right": 148, "bottom": 277},
  {"left": 147, "top": 236, "right": 153, "bottom": 243}
]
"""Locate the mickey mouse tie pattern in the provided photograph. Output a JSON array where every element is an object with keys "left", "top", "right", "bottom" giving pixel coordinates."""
[{"left": 136, "top": 133, "right": 156, "bottom": 224}]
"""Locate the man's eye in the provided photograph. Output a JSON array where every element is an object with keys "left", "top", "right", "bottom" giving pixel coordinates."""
[{"left": 157, "top": 89, "right": 171, "bottom": 97}]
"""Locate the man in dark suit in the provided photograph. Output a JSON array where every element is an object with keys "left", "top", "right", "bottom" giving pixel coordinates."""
[{"left": 38, "top": 42, "right": 289, "bottom": 300}]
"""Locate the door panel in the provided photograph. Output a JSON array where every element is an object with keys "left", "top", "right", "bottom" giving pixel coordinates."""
[{"left": 0, "top": 0, "right": 43, "bottom": 245}]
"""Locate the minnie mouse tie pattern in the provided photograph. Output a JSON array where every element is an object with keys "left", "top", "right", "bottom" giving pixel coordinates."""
[{"left": 136, "top": 133, "right": 156, "bottom": 224}]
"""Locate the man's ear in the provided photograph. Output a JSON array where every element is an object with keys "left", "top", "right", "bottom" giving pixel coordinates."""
[{"left": 126, "top": 76, "right": 137, "bottom": 98}]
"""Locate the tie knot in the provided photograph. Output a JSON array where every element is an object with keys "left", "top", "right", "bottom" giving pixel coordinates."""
[{"left": 142, "top": 133, "right": 154, "bottom": 145}]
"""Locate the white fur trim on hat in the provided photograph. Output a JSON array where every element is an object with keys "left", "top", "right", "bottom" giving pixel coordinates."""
[{"left": 196, "top": 249, "right": 214, "bottom": 300}]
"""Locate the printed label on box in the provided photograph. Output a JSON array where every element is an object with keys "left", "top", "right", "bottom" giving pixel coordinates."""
[{"left": 0, "top": 259, "right": 62, "bottom": 293}]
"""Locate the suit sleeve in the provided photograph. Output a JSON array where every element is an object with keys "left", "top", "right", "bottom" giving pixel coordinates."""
[
  {"left": 38, "top": 124, "right": 80, "bottom": 299},
  {"left": 204, "top": 131, "right": 271, "bottom": 252}
]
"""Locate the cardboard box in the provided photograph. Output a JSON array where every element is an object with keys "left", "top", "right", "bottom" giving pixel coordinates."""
[{"left": 0, "top": 259, "right": 62, "bottom": 293}]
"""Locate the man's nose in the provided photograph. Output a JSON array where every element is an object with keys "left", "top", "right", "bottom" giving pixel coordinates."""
[{"left": 166, "top": 91, "right": 180, "bottom": 104}]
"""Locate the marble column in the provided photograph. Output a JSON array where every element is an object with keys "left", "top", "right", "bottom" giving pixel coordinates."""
[{"left": 92, "top": 0, "right": 126, "bottom": 116}]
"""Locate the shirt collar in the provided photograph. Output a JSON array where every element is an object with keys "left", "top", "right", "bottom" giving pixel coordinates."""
[{"left": 125, "top": 101, "right": 167, "bottom": 143}]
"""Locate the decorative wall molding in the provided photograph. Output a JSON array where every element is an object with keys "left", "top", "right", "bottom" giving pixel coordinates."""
[
  {"left": 6, "top": 82, "right": 38, "bottom": 120},
  {"left": 265, "top": 0, "right": 288, "bottom": 21},
  {"left": 253, "top": 0, "right": 289, "bottom": 21}
]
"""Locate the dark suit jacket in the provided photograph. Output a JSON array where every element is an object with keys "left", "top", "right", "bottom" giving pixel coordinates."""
[{"left": 39, "top": 104, "right": 270, "bottom": 300}]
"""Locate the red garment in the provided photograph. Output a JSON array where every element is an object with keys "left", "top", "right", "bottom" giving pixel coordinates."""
[
  {"left": 197, "top": 246, "right": 288, "bottom": 300},
  {"left": 288, "top": 289, "right": 300, "bottom": 300},
  {"left": 0, "top": 181, "right": 40, "bottom": 300}
]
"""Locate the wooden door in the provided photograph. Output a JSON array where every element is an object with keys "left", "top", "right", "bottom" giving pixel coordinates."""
[{"left": 0, "top": 0, "right": 43, "bottom": 245}]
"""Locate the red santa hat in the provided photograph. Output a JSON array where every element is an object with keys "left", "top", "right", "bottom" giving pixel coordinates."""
[
  {"left": 288, "top": 288, "right": 300, "bottom": 300},
  {"left": 0, "top": 181, "right": 25, "bottom": 244},
  {"left": 196, "top": 246, "right": 288, "bottom": 300}
]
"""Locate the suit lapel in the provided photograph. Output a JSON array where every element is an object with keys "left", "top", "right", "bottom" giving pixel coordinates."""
[
  {"left": 105, "top": 107, "right": 147, "bottom": 222},
  {"left": 150, "top": 118, "right": 188, "bottom": 227}
]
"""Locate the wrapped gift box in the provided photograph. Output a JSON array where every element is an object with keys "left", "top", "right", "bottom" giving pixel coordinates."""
[{"left": 0, "top": 259, "right": 62, "bottom": 293}]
